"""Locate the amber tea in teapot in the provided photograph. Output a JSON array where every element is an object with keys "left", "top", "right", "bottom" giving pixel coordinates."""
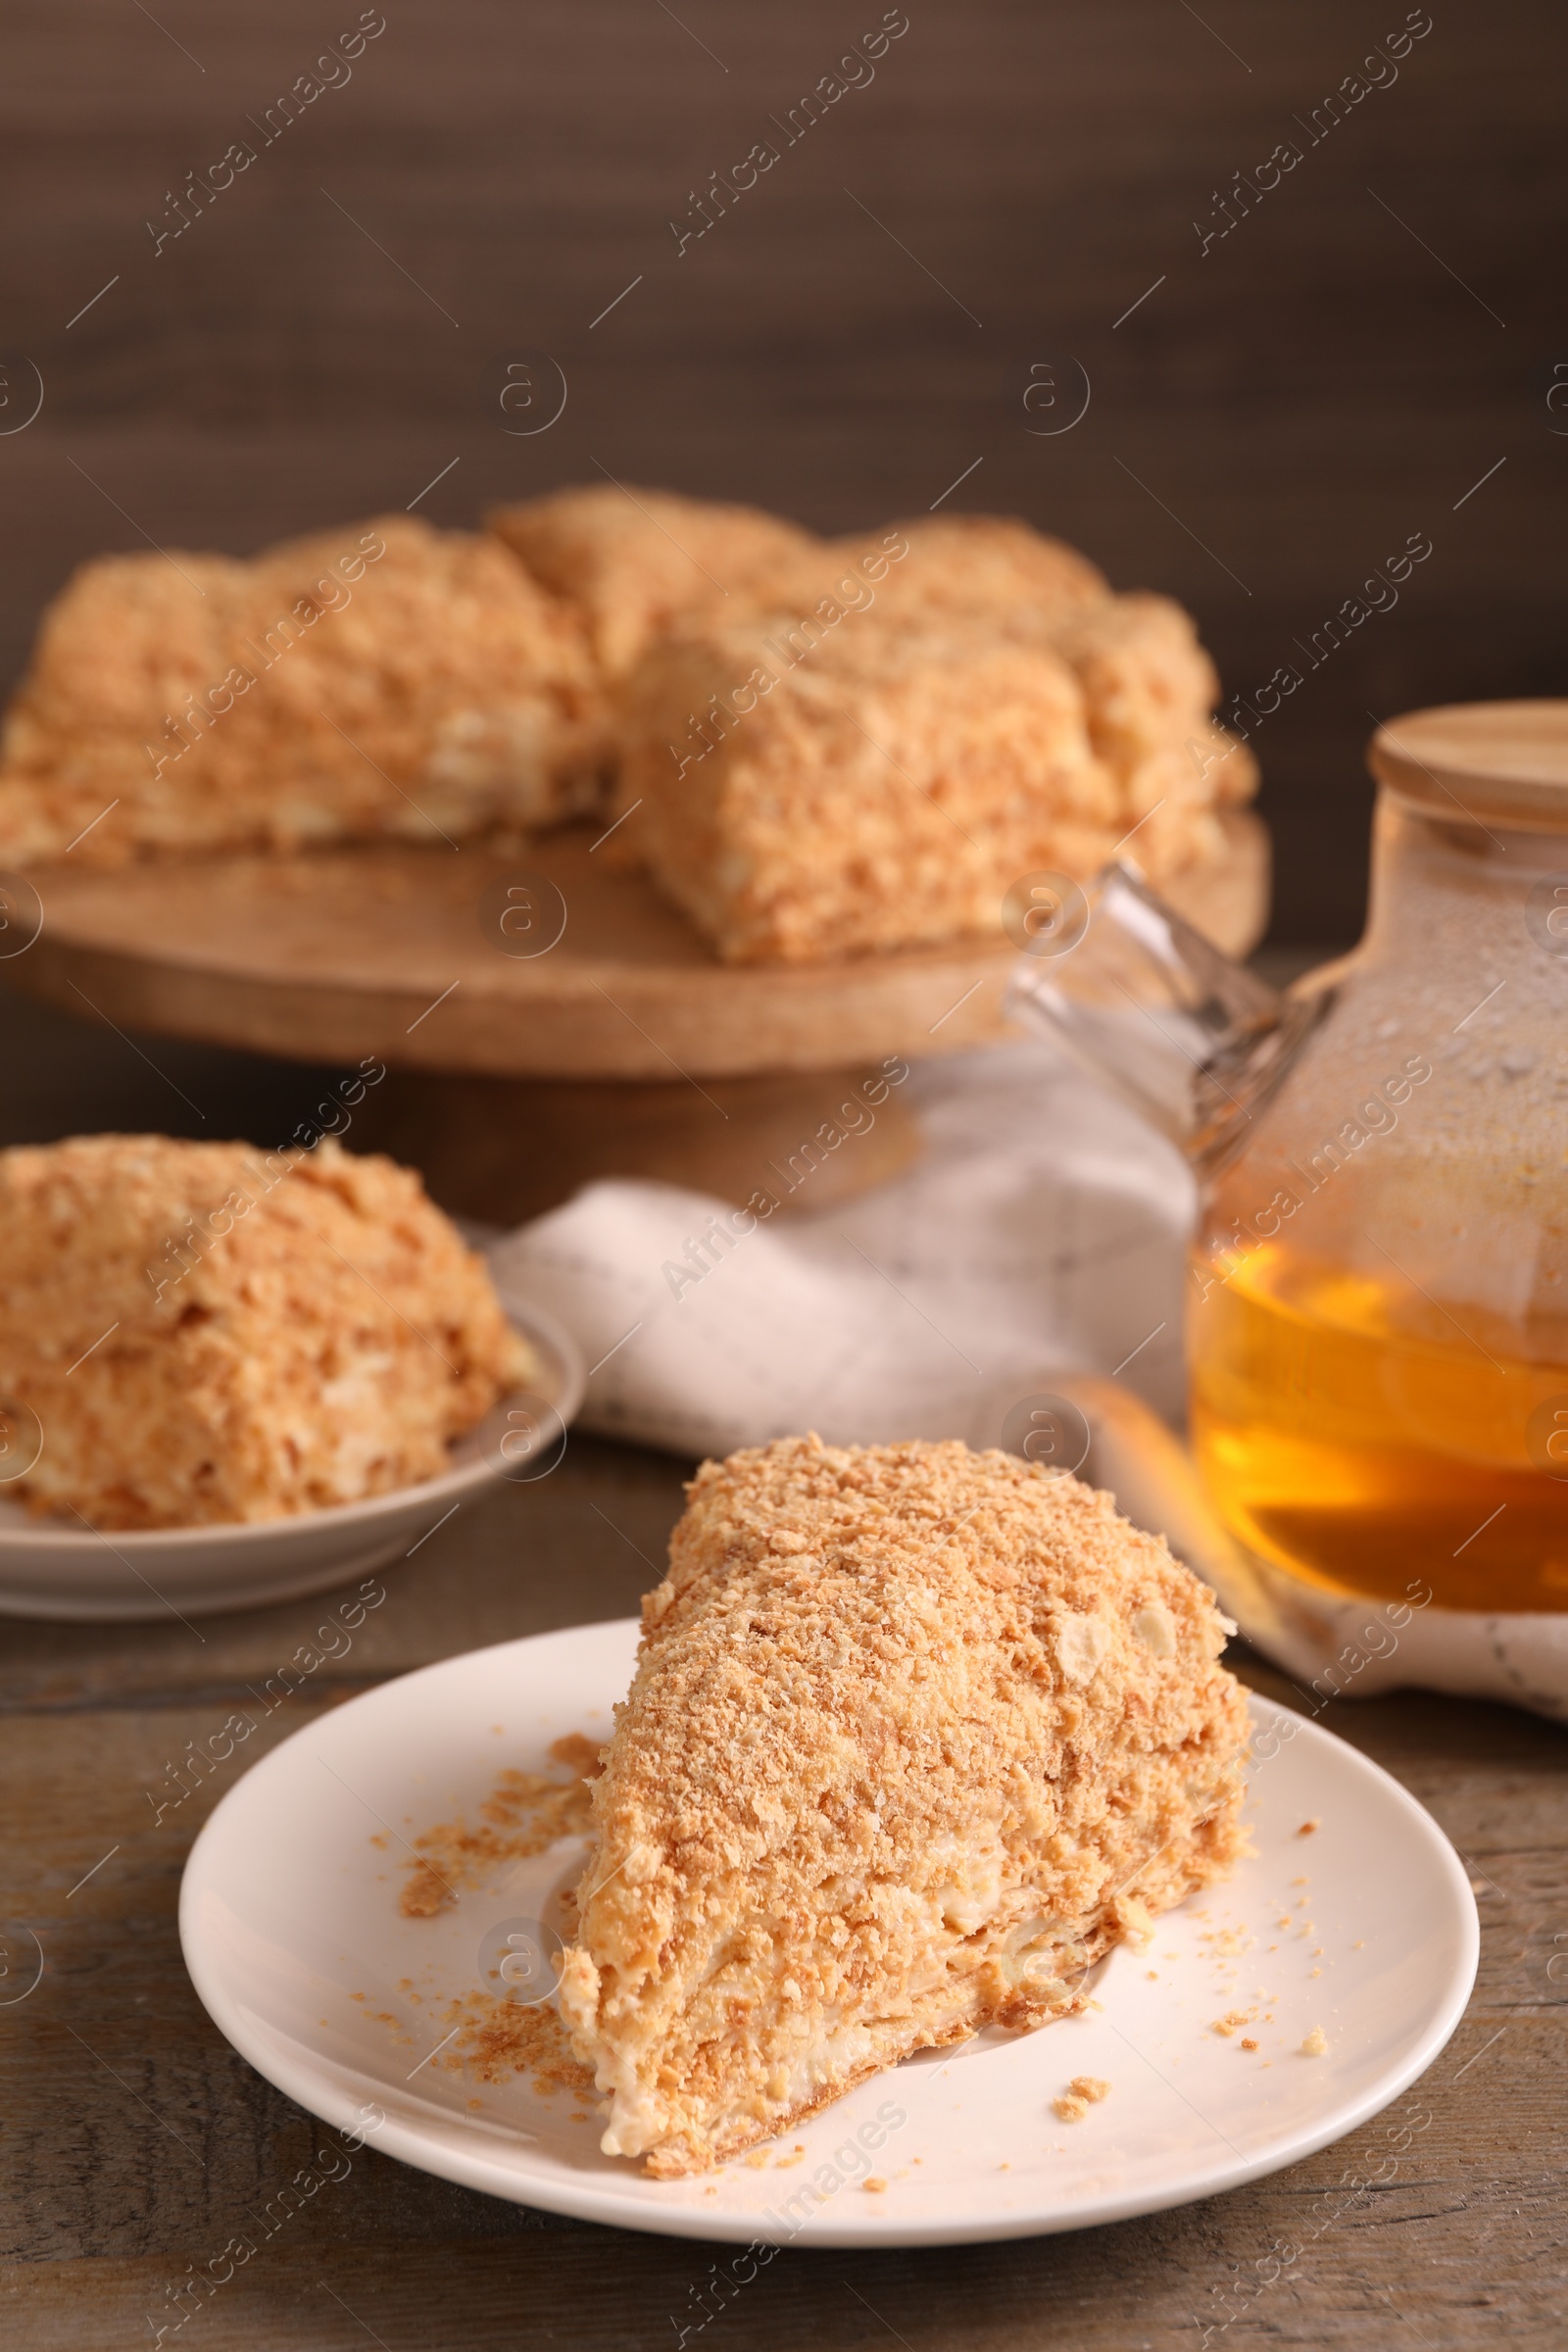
[{"left": 1011, "top": 701, "right": 1568, "bottom": 1616}]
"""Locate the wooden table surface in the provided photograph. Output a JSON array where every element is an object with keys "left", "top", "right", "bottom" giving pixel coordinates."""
[{"left": 2, "top": 984, "right": 1566, "bottom": 2351}]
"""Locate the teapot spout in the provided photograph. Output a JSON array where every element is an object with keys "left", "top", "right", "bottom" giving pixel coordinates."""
[{"left": 1004, "top": 862, "right": 1322, "bottom": 1168}]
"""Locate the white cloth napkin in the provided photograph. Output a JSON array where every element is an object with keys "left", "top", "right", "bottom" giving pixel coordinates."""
[{"left": 487, "top": 1041, "right": 1195, "bottom": 1461}]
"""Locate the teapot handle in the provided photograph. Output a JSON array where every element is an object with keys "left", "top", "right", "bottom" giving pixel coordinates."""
[{"left": 1004, "top": 861, "right": 1323, "bottom": 1169}]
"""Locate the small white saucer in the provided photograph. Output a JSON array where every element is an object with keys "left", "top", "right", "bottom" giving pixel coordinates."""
[
  {"left": 180, "top": 1618, "right": 1479, "bottom": 2247},
  {"left": 0, "top": 1296, "right": 583, "bottom": 1622}
]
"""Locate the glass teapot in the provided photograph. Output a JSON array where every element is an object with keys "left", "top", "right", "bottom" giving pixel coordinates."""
[{"left": 1008, "top": 701, "right": 1568, "bottom": 1617}]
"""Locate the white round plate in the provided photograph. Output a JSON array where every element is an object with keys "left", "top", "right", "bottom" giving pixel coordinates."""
[
  {"left": 0, "top": 1296, "right": 582, "bottom": 1622},
  {"left": 180, "top": 1619, "right": 1478, "bottom": 2247}
]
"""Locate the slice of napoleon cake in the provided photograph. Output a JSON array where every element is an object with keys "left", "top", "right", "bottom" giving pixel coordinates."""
[{"left": 558, "top": 1435, "right": 1250, "bottom": 2176}]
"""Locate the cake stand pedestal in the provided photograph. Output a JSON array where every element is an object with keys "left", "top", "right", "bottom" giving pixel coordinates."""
[{"left": 8, "top": 814, "right": 1269, "bottom": 1221}]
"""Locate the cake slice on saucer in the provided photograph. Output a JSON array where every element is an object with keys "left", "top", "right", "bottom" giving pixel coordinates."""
[
  {"left": 0, "top": 1134, "right": 532, "bottom": 1529},
  {"left": 559, "top": 1434, "right": 1250, "bottom": 2176}
]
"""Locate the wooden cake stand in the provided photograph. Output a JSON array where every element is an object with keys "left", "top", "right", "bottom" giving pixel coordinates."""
[{"left": 8, "top": 813, "right": 1268, "bottom": 1221}]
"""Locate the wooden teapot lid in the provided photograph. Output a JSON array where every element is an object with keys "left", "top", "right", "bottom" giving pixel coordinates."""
[{"left": 1370, "top": 701, "right": 1568, "bottom": 829}]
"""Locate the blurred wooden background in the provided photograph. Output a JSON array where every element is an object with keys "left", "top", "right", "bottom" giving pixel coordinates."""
[{"left": 0, "top": 0, "right": 1562, "bottom": 943}]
